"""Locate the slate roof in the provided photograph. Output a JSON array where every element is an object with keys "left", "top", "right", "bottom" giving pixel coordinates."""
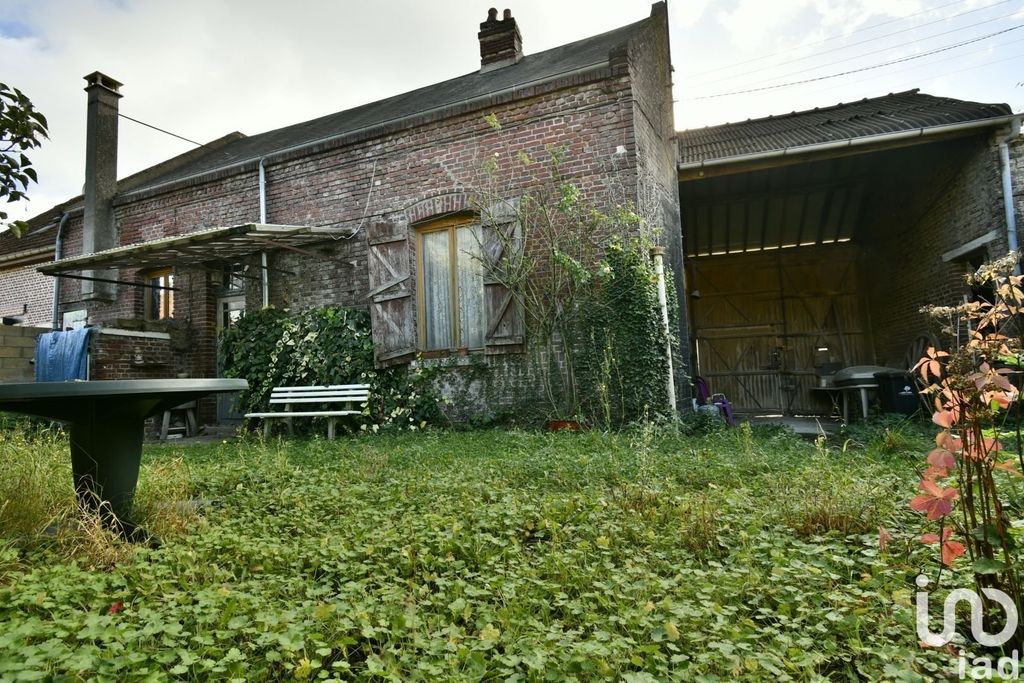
[
  {"left": 677, "top": 90, "right": 1014, "bottom": 166},
  {"left": 130, "top": 17, "right": 648, "bottom": 192}
]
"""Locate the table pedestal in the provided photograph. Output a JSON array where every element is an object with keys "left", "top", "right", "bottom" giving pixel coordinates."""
[
  {"left": 69, "top": 416, "right": 146, "bottom": 541},
  {"left": 0, "top": 378, "right": 247, "bottom": 544}
]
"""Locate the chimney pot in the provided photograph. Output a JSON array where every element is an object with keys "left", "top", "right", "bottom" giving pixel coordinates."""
[{"left": 478, "top": 7, "right": 523, "bottom": 72}]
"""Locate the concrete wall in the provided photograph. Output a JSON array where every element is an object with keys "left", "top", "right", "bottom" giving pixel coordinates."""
[{"left": 0, "top": 326, "right": 47, "bottom": 382}]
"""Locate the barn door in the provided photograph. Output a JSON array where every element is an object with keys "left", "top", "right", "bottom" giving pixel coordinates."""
[
  {"left": 367, "top": 219, "right": 415, "bottom": 367},
  {"left": 689, "top": 245, "right": 866, "bottom": 414}
]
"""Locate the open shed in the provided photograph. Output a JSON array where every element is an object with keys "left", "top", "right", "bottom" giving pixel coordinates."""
[{"left": 678, "top": 90, "right": 1022, "bottom": 415}]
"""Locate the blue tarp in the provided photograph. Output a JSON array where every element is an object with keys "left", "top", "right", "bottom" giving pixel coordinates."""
[{"left": 34, "top": 328, "right": 94, "bottom": 382}]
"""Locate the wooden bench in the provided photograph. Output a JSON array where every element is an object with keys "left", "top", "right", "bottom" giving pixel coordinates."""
[{"left": 245, "top": 384, "right": 369, "bottom": 439}]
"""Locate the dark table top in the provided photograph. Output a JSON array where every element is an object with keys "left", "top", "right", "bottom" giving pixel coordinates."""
[{"left": 0, "top": 378, "right": 248, "bottom": 422}]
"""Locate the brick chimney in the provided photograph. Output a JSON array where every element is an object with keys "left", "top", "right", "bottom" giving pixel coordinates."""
[
  {"left": 82, "top": 71, "right": 121, "bottom": 301},
  {"left": 479, "top": 8, "right": 522, "bottom": 72}
]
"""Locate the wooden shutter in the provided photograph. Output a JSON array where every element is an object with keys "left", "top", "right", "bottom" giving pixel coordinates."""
[
  {"left": 482, "top": 218, "right": 524, "bottom": 352},
  {"left": 367, "top": 219, "right": 415, "bottom": 367}
]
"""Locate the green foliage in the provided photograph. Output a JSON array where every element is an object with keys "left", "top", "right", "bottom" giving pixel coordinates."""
[
  {"left": 0, "top": 82, "right": 48, "bottom": 235},
  {"left": 577, "top": 238, "right": 673, "bottom": 426},
  {"left": 475, "top": 121, "right": 678, "bottom": 426},
  {"left": 908, "top": 252, "right": 1024, "bottom": 646},
  {"left": 220, "top": 306, "right": 441, "bottom": 431},
  {"left": 0, "top": 427, "right": 966, "bottom": 679}
]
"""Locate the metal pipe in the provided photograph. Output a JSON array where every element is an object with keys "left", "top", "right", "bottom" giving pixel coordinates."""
[
  {"left": 51, "top": 212, "right": 70, "bottom": 329},
  {"left": 650, "top": 247, "right": 677, "bottom": 413},
  {"left": 679, "top": 115, "right": 1021, "bottom": 172},
  {"left": 258, "top": 158, "right": 269, "bottom": 308},
  {"left": 998, "top": 118, "right": 1021, "bottom": 270}
]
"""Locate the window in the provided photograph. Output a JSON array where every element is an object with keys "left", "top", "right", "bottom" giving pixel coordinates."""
[
  {"left": 143, "top": 267, "right": 174, "bottom": 320},
  {"left": 417, "top": 217, "right": 486, "bottom": 351}
]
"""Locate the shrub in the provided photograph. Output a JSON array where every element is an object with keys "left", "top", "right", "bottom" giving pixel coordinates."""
[{"left": 220, "top": 306, "right": 442, "bottom": 431}]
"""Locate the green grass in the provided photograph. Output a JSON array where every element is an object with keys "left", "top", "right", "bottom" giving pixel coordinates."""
[{"left": 0, "top": 421, "right": 961, "bottom": 680}]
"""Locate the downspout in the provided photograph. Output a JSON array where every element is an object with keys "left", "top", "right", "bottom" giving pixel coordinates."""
[
  {"left": 998, "top": 117, "right": 1021, "bottom": 270},
  {"left": 50, "top": 212, "right": 70, "bottom": 330},
  {"left": 258, "top": 158, "right": 269, "bottom": 308},
  {"left": 650, "top": 247, "right": 677, "bottom": 413}
]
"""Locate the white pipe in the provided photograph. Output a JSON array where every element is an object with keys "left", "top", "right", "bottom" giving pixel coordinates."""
[
  {"left": 998, "top": 118, "right": 1021, "bottom": 271},
  {"left": 679, "top": 115, "right": 1021, "bottom": 172},
  {"left": 258, "top": 158, "right": 269, "bottom": 309},
  {"left": 650, "top": 247, "right": 677, "bottom": 413}
]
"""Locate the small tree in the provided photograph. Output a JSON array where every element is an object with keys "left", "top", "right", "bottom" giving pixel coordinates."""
[
  {"left": 1, "top": 82, "right": 48, "bottom": 236},
  {"left": 911, "top": 252, "right": 1024, "bottom": 646}
]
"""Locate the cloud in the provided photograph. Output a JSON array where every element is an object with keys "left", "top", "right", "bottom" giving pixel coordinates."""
[{"left": 1, "top": 0, "right": 650, "bottom": 221}]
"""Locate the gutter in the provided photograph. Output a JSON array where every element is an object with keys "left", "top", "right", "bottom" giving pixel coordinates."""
[
  {"left": 118, "top": 60, "right": 611, "bottom": 202},
  {"left": 51, "top": 212, "right": 70, "bottom": 329},
  {"left": 997, "top": 117, "right": 1021, "bottom": 270},
  {"left": 258, "top": 158, "right": 269, "bottom": 309},
  {"left": 678, "top": 115, "right": 1021, "bottom": 173}
]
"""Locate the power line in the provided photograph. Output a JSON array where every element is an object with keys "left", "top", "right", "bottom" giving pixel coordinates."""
[
  {"left": 692, "top": 24, "right": 1024, "bottom": 100},
  {"left": 693, "top": 9, "right": 1022, "bottom": 92},
  {"left": 118, "top": 113, "right": 208, "bottom": 148},
  {"left": 862, "top": 51, "right": 1024, "bottom": 94},
  {"left": 686, "top": 0, "right": 972, "bottom": 78},
  {"left": 810, "top": 35, "right": 1024, "bottom": 95},
  {"left": 688, "top": 0, "right": 1020, "bottom": 88}
]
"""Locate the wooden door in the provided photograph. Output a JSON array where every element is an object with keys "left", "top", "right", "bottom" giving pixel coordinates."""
[{"left": 688, "top": 244, "right": 867, "bottom": 414}]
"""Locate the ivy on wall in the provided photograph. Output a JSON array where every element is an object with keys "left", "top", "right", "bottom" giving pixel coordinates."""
[
  {"left": 575, "top": 238, "right": 677, "bottom": 427},
  {"left": 220, "top": 307, "right": 440, "bottom": 432}
]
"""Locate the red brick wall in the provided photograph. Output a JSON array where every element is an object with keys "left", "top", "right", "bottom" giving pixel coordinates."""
[
  {"left": 865, "top": 131, "right": 1016, "bottom": 365},
  {"left": 46, "top": 13, "right": 681, "bottom": 423},
  {"left": 0, "top": 264, "right": 54, "bottom": 327}
]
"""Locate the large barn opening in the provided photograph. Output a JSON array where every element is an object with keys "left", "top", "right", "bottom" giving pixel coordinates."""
[{"left": 680, "top": 130, "right": 1014, "bottom": 416}]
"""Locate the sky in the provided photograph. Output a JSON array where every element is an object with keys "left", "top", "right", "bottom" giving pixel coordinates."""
[{"left": 2, "top": 0, "right": 1023, "bottom": 228}]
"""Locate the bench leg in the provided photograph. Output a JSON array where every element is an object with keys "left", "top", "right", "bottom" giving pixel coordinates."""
[
  {"left": 263, "top": 420, "right": 270, "bottom": 440},
  {"left": 327, "top": 418, "right": 336, "bottom": 440},
  {"left": 160, "top": 410, "right": 171, "bottom": 441},
  {"left": 185, "top": 407, "right": 198, "bottom": 437}
]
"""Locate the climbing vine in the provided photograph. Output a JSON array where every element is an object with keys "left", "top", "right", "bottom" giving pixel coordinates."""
[{"left": 220, "top": 306, "right": 441, "bottom": 432}]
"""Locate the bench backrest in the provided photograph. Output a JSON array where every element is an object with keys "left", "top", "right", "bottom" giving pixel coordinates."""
[{"left": 269, "top": 384, "right": 370, "bottom": 405}]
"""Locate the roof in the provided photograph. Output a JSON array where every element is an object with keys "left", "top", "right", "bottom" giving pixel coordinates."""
[
  {"left": 0, "top": 132, "right": 246, "bottom": 265},
  {"left": 38, "top": 223, "right": 355, "bottom": 275},
  {"left": 127, "top": 16, "right": 648, "bottom": 193},
  {"left": 677, "top": 90, "right": 1014, "bottom": 167}
]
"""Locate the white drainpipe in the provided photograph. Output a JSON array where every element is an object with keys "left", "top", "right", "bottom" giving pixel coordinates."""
[
  {"left": 258, "top": 157, "right": 269, "bottom": 308},
  {"left": 650, "top": 246, "right": 677, "bottom": 413},
  {"left": 998, "top": 118, "right": 1021, "bottom": 269}
]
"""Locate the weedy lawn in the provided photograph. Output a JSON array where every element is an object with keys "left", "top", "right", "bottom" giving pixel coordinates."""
[{"left": 0, "top": 421, "right": 959, "bottom": 680}]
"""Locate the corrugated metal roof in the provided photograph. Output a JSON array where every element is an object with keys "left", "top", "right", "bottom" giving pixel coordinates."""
[{"left": 677, "top": 90, "right": 1013, "bottom": 166}]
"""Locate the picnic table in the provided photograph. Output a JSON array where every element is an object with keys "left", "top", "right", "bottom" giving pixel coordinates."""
[{"left": 0, "top": 378, "right": 247, "bottom": 542}]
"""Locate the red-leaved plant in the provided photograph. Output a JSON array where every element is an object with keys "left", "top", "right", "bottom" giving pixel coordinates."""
[{"left": 911, "top": 252, "right": 1024, "bottom": 646}]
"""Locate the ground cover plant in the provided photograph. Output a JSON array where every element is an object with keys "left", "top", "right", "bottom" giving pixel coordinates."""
[{"left": 0, "top": 420, "right": 980, "bottom": 680}]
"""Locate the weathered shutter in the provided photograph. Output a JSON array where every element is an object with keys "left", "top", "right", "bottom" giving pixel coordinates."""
[
  {"left": 367, "top": 219, "right": 415, "bottom": 367},
  {"left": 482, "top": 215, "right": 524, "bottom": 353}
]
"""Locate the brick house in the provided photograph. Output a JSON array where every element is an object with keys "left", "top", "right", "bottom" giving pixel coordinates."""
[{"left": 0, "top": 4, "right": 684, "bottom": 422}]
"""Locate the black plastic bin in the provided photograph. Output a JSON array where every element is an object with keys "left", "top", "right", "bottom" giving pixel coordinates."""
[{"left": 874, "top": 370, "right": 919, "bottom": 415}]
